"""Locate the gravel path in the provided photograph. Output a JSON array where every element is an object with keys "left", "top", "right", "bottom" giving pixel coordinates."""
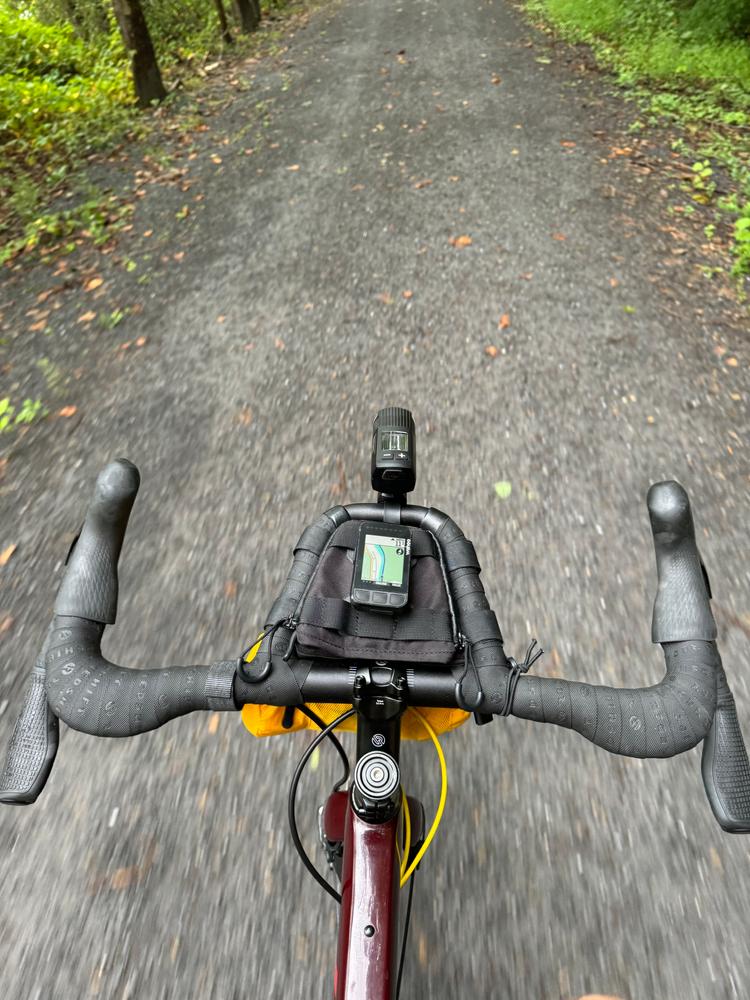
[{"left": 1, "top": 0, "right": 749, "bottom": 998}]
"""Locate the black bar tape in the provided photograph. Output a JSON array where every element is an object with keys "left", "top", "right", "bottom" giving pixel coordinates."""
[
  {"left": 45, "top": 618, "right": 237, "bottom": 737},
  {"left": 442, "top": 538, "right": 480, "bottom": 573},
  {"left": 701, "top": 652, "right": 750, "bottom": 832},
  {"left": 294, "top": 523, "right": 334, "bottom": 556},
  {"left": 460, "top": 609, "right": 503, "bottom": 644},
  {"left": 55, "top": 459, "right": 140, "bottom": 623},
  {"left": 504, "top": 641, "right": 717, "bottom": 758}
]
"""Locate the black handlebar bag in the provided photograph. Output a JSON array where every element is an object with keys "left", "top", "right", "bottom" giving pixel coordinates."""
[{"left": 291, "top": 522, "right": 459, "bottom": 664}]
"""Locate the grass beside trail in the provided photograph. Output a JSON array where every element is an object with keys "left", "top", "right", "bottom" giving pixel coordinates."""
[{"left": 523, "top": 0, "right": 750, "bottom": 281}]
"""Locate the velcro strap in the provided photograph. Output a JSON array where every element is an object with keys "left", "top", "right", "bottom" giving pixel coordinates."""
[
  {"left": 298, "top": 597, "right": 454, "bottom": 642},
  {"left": 443, "top": 538, "right": 480, "bottom": 572},
  {"left": 327, "top": 522, "right": 437, "bottom": 558},
  {"left": 460, "top": 608, "right": 502, "bottom": 643}
]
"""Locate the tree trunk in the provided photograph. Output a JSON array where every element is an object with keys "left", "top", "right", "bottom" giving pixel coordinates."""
[
  {"left": 110, "top": 0, "right": 167, "bottom": 108},
  {"left": 233, "top": 0, "right": 261, "bottom": 33},
  {"left": 213, "top": 0, "right": 234, "bottom": 44},
  {"left": 60, "top": 0, "right": 85, "bottom": 36}
]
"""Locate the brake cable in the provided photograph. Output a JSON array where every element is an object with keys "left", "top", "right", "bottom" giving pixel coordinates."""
[
  {"left": 287, "top": 708, "right": 356, "bottom": 904},
  {"left": 400, "top": 708, "right": 447, "bottom": 887}
]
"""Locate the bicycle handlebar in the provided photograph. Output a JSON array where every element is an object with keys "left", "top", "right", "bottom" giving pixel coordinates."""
[{"left": 2, "top": 459, "right": 749, "bottom": 833}]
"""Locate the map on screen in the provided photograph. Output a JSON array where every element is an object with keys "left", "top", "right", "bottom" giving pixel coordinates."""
[{"left": 362, "top": 534, "right": 406, "bottom": 586}]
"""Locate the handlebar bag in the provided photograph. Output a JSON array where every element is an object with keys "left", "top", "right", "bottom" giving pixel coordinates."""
[
  {"left": 292, "top": 521, "right": 459, "bottom": 664},
  {"left": 241, "top": 520, "right": 470, "bottom": 739}
]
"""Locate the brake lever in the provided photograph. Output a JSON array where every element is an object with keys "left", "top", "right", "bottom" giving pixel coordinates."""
[{"left": 648, "top": 480, "right": 750, "bottom": 833}]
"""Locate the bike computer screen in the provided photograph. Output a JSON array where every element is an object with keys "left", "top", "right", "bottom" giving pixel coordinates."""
[{"left": 351, "top": 522, "right": 411, "bottom": 610}]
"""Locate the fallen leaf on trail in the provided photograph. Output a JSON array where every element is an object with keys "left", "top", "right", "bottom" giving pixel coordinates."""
[
  {"left": 143, "top": 229, "right": 153, "bottom": 237},
  {"left": 511, "top": 149, "right": 520, "bottom": 155},
  {"left": 224, "top": 580, "right": 238, "bottom": 600},
  {"left": 609, "top": 277, "right": 619, "bottom": 287},
  {"left": 176, "top": 205, "right": 190, "bottom": 220},
  {"left": 610, "top": 147, "right": 632, "bottom": 156},
  {"left": 376, "top": 292, "right": 394, "bottom": 305},
  {"left": 274, "top": 337, "right": 286, "bottom": 350},
  {"left": 561, "top": 140, "right": 577, "bottom": 147},
  {"left": 450, "top": 235, "right": 472, "bottom": 248},
  {"left": 485, "top": 345, "right": 498, "bottom": 358},
  {"left": 173, "top": 252, "right": 185, "bottom": 262},
  {"left": 498, "top": 313, "right": 511, "bottom": 329},
  {"left": 494, "top": 481, "right": 512, "bottom": 500},
  {"left": 217, "top": 315, "right": 226, "bottom": 324},
  {"left": 58, "top": 406, "right": 77, "bottom": 418},
  {"left": 236, "top": 406, "right": 253, "bottom": 426},
  {"left": 211, "top": 155, "right": 223, "bottom": 164},
  {"left": 551, "top": 232, "right": 566, "bottom": 241},
  {"left": 536, "top": 56, "right": 551, "bottom": 64},
  {"left": 287, "top": 164, "right": 300, "bottom": 171},
  {"left": 29, "top": 320, "right": 47, "bottom": 332},
  {"left": 623, "top": 305, "right": 636, "bottom": 314},
  {"left": 449, "top": 175, "right": 460, "bottom": 182},
  {"left": 413, "top": 178, "right": 433, "bottom": 189},
  {"left": 85, "top": 277, "right": 103, "bottom": 292},
  {"left": 351, "top": 184, "right": 365, "bottom": 191},
  {"left": 208, "top": 713, "right": 221, "bottom": 734},
  {"left": 491, "top": 73, "right": 502, "bottom": 84},
  {"left": 134, "top": 336, "right": 147, "bottom": 348},
  {"left": 78, "top": 311, "right": 97, "bottom": 323},
  {"left": 244, "top": 148, "right": 254, "bottom": 155},
  {"left": 402, "top": 290, "right": 413, "bottom": 299},
  {"left": 0, "top": 544, "right": 17, "bottom": 566},
  {"left": 0, "top": 614, "right": 13, "bottom": 636},
  {"left": 709, "top": 845, "right": 723, "bottom": 871},
  {"left": 726, "top": 357, "right": 739, "bottom": 367},
  {"left": 647, "top": 415, "right": 656, "bottom": 424},
  {"left": 37, "top": 289, "right": 54, "bottom": 303}
]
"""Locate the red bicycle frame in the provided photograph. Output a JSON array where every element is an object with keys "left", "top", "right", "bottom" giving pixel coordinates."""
[{"left": 334, "top": 797, "right": 401, "bottom": 999}]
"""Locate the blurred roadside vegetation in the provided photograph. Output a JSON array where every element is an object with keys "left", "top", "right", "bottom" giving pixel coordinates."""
[
  {"left": 525, "top": 0, "right": 750, "bottom": 277},
  {"left": 0, "top": 0, "right": 296, "bottom": 257}
]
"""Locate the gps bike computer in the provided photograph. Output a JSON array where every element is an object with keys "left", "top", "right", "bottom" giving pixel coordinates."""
[{"left": 350, "top": 522, "right": 411, "bottom": 610}]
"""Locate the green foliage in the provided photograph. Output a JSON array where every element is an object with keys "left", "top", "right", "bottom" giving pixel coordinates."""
[
  {"left": 0, "top": 195, "right": 133, "bottom": 264},
  {"left": 527, "top": 0, "right": 750, "bottom": 94},
  {"left": 732, "top": 208, "right": 750, "bottom": 277},
  {"left": 0, "top": 2, "right": 134, "bottom": 248},
  {"left": 0, "top": 396, "right": 47, "bottom": 433},
  {"left": 686, "top": 159, "right": 716, "bottom": 204},
  {"left": 525, "top": 0, "right": 750, "bottom": 279}
]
